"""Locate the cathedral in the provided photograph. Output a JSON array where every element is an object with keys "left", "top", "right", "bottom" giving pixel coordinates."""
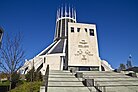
[{"left": 20, "top": 6, "right": 112, "bottom": 75}]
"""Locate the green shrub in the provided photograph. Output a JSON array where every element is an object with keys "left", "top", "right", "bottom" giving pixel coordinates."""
[
  {"left": 25, "top": 67, "right": 43, "bottom": 82},
  {"left": 11, "top": 81, "right": 42, "bottom": 92},
  {"left": 0, "top": 80, "right": 10, "bottom": 86},
  {"left": 11, "top": 72, "right": 20, "bottom": 89},
  {"left": 25, "top": 72, "right": 31, "bottom": 82}
]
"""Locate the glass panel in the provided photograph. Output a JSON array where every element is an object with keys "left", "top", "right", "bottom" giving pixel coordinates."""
[
  {"left": 62, "top": 19, "right": 65, "bottom": 37},
  {"left": 85, "top": 28, "right": 87, "bottom": 32},
  {"left": 71, "top": 27, "right": 74, "bottom": 32},
  {"left": 89, "top": 29, "right": 94, "bottom": 36},
  {"left": 77, "top": 28, "right": 80, "bottom": 32},
  {"left": 58, "top": 20, "right": 61, "bottom": 37}
]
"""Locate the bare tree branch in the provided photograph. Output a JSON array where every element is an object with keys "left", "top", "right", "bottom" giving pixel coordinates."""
[{"left": 0, "top": 32, "right": 25, "bottom": 74}]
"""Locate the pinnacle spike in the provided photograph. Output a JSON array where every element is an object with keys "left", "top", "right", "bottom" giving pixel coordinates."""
[
  {"left": 129, "top": 54, "right": 132, "bottom": 58},
  {"left": 69, "top": 5, "right": 71, "bottom": 17},
  {"left": 59, "top": 8, "right": 60, "bottom": 18},
  {"left": 61, "top": 6, "right": 63, "bottom": 17},
  {"left": 74, "top": 8, "right": 76, "bottom": 21},
  {"left": 72, "top": 7, "right": 74, "bottom": 18},
  {"left": 65, "top": 4, "right": 67, "bottom": 17},
  {"left": 56, "top": 9, "right": 59, "bottom": 20}
]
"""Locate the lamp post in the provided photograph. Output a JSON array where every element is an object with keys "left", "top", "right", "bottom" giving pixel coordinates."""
[
  {"left": 0, "top": 27, "right": 4, "bottom": 47},
  {"left": 0, "top": 27, "right": 3, "bottom": 84}
]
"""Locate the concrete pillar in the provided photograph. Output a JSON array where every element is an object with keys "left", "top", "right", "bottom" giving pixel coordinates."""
[{"left": 60, "top": 56, "right": 64, "bottom": 70}]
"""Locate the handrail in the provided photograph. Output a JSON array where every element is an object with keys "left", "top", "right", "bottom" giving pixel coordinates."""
[
  {"left": 41, "top": 65, "right": 49, "bottom": 92},
  {"left": 45, "top": 65, "right": 49, "bottom": 92}
]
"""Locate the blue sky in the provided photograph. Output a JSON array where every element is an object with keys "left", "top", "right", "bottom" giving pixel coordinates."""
[{"left": 0, "top": 0, "right": 138, "bottom": 69}]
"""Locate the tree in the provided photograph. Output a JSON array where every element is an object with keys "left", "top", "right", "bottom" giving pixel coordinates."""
[
  {"left": 25, "top": 67, "right": 43, "bottom": 82},
  {"left": 119, "top": 63, "right": 126, "bottom": 71},
  {"left": 11, "top": 72, "right": 20, "bottom": 88},
  {"left": 25, "top": 66, "right": 35, "bottom": 82},
  {"left": 34, "top": 71, "right": 43, "bottom": 81},
  {"left": 0, "top": 72, "right": 8, "bottom": 79},
  {"left": 0, "top": 33, "right": 25, "bottom": 91}
]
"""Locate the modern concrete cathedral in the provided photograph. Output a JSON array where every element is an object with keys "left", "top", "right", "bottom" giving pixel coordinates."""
[{"left": 20, "top": 6, "right": 112, "bottom": 75}]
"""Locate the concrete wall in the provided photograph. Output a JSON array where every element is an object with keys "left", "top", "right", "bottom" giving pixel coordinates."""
[
  {"left": 68, "top": 22, "right": 101, "bottom": 68},
  {"left": 45, "top": 54, "right": 63, "bottom": 70}
]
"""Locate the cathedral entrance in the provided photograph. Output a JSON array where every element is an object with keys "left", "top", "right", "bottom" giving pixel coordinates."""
[
  {"left": 79, "top": 66, "right": 90, "bottom": 71},
  {"left": 78, "top": 66, "right": 99, "bottom": 71}
]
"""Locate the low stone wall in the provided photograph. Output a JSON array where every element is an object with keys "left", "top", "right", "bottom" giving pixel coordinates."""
[{"left": 0, "top": 86, "right": 9, "bottom": 92}]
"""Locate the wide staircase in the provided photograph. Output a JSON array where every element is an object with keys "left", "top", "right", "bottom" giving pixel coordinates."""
[
  {"left": 77, "top": 71, "right": 138, "bottom": 92},
  {"left": 47, "top": 70, "right": 96, "bottom": 92},
  {"left": 41, "top": 68, "right": 138, "bottom": 92}
]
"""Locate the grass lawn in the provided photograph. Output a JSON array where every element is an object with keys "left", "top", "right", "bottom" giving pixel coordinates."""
[
  {"left": 11, "top": 81, "right": 42, "bottom": 92},
  {"left": 0, "top": 80, "right": 10, "bottom": 86}
]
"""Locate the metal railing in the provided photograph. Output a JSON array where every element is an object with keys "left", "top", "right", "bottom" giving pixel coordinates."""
[
  {"left": 45, "top": 65, "right": 49, "bottom": 92},
  {"left": 40, "top": 65, "right": 49, "bottom": 92}
]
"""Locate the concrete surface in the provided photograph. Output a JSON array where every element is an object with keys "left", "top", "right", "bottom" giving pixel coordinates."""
[{"left": 47, "top": 70, "right": 96, "bottom": 92}]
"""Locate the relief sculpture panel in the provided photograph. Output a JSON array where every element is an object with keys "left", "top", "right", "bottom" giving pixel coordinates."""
[{"left": 75, "top": 40, "right": 93, "bottom": 63}]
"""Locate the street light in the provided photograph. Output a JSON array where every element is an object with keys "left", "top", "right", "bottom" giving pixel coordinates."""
[
  {"left": 0, "top": 27, "right": 4, "bottom": 47},
  {"left": 0, "top": 27, "right": 4, "bottom": 82}
]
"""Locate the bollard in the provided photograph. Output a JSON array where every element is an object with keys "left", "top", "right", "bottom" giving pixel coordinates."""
[
  {"left": 84, "top": 79, "right": 94, "bottom": 87},
  {"left": 76, "top": 72, "right": 83, "bottom": 78}
]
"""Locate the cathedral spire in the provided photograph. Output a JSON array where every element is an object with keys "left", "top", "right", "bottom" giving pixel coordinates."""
[
  {"left": 54, "top": 5, "right": 77, "bottom": 41},
  {"left": 74, "top": 8, "right": 76, "bottom": 21},
  {"left": 56, "top": 5, "right": 76, "bottom": 21}
]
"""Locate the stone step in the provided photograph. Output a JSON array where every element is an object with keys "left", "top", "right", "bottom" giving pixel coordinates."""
[
  {"left": 49, "top": 73, "right": 73, "bottom": 75},
  {"left": 48, "top": 81, "right": 84, "bottom": 87},
  {"left": 49, "top": 78, "right": 80, "bottom": 81},
  {"left": 48, "top": 70, "right": 93, "bottom": 92},
  {"left": 49, "top": 76, "right": 75, "bottom": 78},
  {"left": 82, "top": 72, "right": 128, "bottom": 76},
  {"left": 49, "top": 74, "right": 74, "bottom": 78},
  {"left": 49, "top": 72, "right": 72, "bottom": 75},
  {"left": 83, "top": 76, "right": 130, "bottom": 78},
  {"left": 83, "top": 73, "right": 128, "bottom": 76},
  {"left": 47, "top": 86, "right": 94, "bottom": 92},
  {"left": 101, "top": 86, "right": 138, "bottom": 92},
  {"left": 95, "top": 81, "right": 138, "bottom": 86},
  {"left": 77, "top": 71, "right": 114, "bottom": 74},
  {"left": 80, "top": 77, "right": 138, "bottom": 82},
  {"left": 93, "top": 78, "right": 138, "bottom": 81},
  {"left": 49, "top": 70, "right": 70, "bottom": 73}
]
